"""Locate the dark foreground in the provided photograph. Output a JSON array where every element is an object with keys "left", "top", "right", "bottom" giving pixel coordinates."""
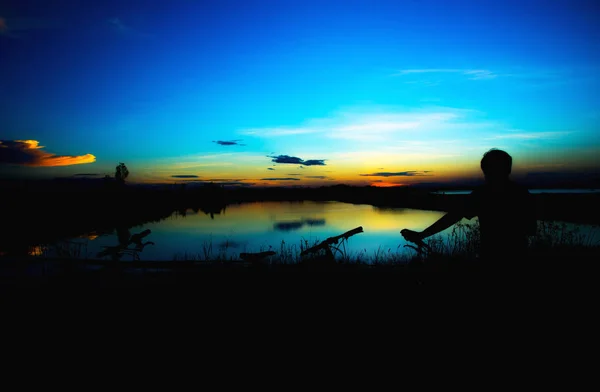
[{"left": 2, "top": 250, "right": 598, "bottom": 291}]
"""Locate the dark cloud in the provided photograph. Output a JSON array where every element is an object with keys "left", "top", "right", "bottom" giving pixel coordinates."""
[
  {"left": 171, "top": 175, "right": 200, "bottom": 178},
  {"left": 213, "top": 140, "right": 245, "bottom": 146},
  {"left": 260, "top": 178, "right": 301, "bottom": 181},
  {"left": 305, "top": 176, "right": 327, "bottom": 179},
  {"left": 286, "top": 173, "right": 302, "bottom": 176},
  {"left": 302, "top": 159, "right": 326, "bottom": 166},
  {"left": 206, "top": 178, "right": 243, "bottom": 182},
  {"left": 268, "top": 155, "right": 326, "bottom": 166},
  {"left": 359, "top": 171, "right": 432, "bottom": 177},
  {"left": 267, "top": 168, "right": 275, "bottom": 171},
  {"left": 269, "top": 155, "right": 303, "bottom": 164},
  {"left": 0, "top": 140, "right": 96, "bottom": 167}
]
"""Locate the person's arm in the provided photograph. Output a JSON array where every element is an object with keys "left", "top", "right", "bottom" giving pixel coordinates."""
[{"left": 401, "top": 210, "right": 464, "bottom": 243}]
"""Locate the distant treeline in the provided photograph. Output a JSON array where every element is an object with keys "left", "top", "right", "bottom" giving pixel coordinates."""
[{"left": 1, "top": 180, "right": 599, "bottom": 257}]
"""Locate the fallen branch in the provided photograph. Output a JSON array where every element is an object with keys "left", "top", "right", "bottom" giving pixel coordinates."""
[{"left": 300, "top": 226, "right": 364, "bottom": 257}]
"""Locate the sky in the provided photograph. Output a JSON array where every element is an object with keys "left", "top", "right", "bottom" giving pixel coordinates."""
[{"left": 1, "top": 0, "right": 599, "bottom": 187}]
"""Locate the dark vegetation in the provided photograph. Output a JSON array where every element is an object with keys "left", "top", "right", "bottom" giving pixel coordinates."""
[{"left": 1, "top": 174, "right": 599, "bottom": 286}]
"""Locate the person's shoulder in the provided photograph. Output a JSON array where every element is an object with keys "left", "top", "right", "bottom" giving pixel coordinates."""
[
  {"left": 508, "top": 181, "right": 531, "bottom": 194},
  {"left": 470, "top": 184, "right": 486, "bottom": 194}
]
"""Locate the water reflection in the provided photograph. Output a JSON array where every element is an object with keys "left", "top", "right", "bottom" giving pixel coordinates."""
[
  {"left": 97, "top": 228, "right": 155, "bottom": 261},
  {"left": 83, "top": 202, "right": 449, "bottom": 260},
  {"left": 274, "top": 218, "right": 326, "bottom": 231}
]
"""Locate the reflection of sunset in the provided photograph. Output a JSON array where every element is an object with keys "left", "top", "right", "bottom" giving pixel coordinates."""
[
  {"left": 79, "top": 233, "right": 99, "bottom": 240},
  {"left": 158, "top": 201, "right": 445, "bottom": 235},
  {"left": 28, "top": 246, "right": 45, "bottom": 256},
  {"left": 371, "top": 182, "right": 407, "bottom": 188},
  {"left": 106, "top": 201, "right": 452, "bottom": 260}
]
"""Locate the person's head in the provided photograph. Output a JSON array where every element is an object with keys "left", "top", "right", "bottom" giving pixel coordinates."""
[{"left": 481, "top": 149, "right": 512, "bottom": 182}]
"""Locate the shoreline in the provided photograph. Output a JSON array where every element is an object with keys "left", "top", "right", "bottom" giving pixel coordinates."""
[
  {"left": 3, "top": 250, "right": 600, "bottom": 289},
  {"left": 1, "top": 186, "right": 599, "bottom": 259}
]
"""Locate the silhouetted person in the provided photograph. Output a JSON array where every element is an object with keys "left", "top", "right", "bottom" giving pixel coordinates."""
[{"left": 401, "top": 149, "right": 537, "bottom": 265}]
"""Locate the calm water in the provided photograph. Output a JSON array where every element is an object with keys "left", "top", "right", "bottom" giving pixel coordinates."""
[
  {"left": 59, "top": 201, "right": 457, "bottom": 261},
  {"left": 42, "top": 200, "right": 598, "bottom": 262}
]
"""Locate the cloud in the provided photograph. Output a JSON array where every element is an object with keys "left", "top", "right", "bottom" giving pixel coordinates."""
[
  {"left": 270, "top": 155, "right": 303, "bottom": 164},
  {"left": 171, "top": 175, "right": 200, "bottom": 178},
  {"left": 241, "top": 104, "right": 565, "bottom": 150},
  {"left": 269, "top": 155, "right": 326, "bottom": 166},
  {"left": 305, "top": 176, "right": 328, "bottom": 179},
  {"left": 267, "top": 168, "right": 275, "bottom": 170},
  {"left": 463, "top": 70, "right": 497, "bottom": 80},
  {"left": 213, "top": 140, "right": 245, "bottom": 146},
  {"left": 244, "top": 106, "right": 481, "bottom": 143},
  {"left": 241, "top": 104, "right": 580, "bottom": 162},
  {"left": 302, "top": 159, "right": 326, "bottom": 166},
  {"left": 393, "top": 68, "right": 498, "bottom": 80},
  {"left": 286, "top": 173, "right": 302, "bottom": 176},
  {"left": 359, "top": 171, "right": 432, "bottom": 177},
  {"left": 0, "top": 17, "right": 7, "bottom": 33},
  {"left": 260, "top": 178, "right": 301, "bottom": 181},
  {"left": 0, "top": 140, "right": 96, "bottom": 167}
]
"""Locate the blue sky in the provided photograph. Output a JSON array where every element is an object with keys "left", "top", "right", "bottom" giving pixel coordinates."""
[{"left": 1, "top": 0, "right": 599, "bottom": 186}]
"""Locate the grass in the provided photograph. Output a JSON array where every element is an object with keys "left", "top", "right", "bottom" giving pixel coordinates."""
[
  {"left": 4, "top": 220, "right": 600, "bottom": 275},
  {"left": 2, "top": 220, "right": 599, "bottom": 291},
  {"left": 163, "top": 220, "right": 600, "bottom": 266}
]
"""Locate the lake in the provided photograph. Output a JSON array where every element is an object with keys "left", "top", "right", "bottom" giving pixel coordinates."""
[
  {"left": 50, "top": 201, "right": 456, "bottom": 262},
  {"left": 28, "top": 200, "right": 598, "bottom": 263}
]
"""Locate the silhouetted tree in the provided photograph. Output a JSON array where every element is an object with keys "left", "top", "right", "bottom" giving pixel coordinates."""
[{"left": 115, "top": 163, "right": 129, "bottom": 185}]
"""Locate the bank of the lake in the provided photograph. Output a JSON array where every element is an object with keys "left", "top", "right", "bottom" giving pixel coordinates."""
[{"left": 1, "top": 184, "right": 599, "bottom": 261}]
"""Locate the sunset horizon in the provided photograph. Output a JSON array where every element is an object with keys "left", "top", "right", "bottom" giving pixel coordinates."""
[{"left": 2, "top": 0, "right": 599, "bottom": 189}]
